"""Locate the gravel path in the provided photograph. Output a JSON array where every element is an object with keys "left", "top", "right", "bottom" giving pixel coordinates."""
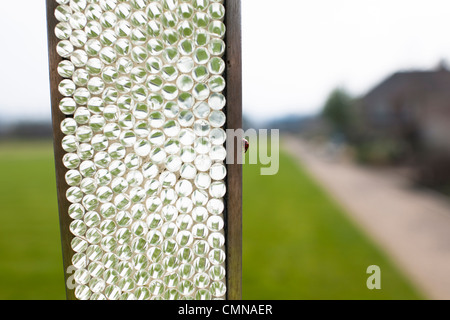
[{"left": 284, "top": 136, "right": 450, "bottom": 300}]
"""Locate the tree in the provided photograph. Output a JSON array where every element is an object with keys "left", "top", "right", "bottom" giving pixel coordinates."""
[{"left": 321, "top": 88, "right": 357, "bottom": 141}]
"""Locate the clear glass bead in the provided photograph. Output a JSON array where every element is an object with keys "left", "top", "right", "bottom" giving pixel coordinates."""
[{"left": 58, "top": 60, "right": 75, "bottom": 78}]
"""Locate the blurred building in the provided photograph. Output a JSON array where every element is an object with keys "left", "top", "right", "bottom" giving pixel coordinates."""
[
  {"left": 0, "top": 121, "right": 52, "bottom": 140},
  {"left": 359, "top": 62, "right": 450, "bottom": 187}
]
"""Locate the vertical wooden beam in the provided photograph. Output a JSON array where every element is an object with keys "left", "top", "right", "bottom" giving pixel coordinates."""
[
  {"left": 224, "top": 0, "right": 243, "bottom": 300},
  {"left": 45, "top": 0, "right": 76, "bottom": 300}
]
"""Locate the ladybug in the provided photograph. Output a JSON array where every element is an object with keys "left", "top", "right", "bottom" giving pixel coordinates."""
[{"left": 242, "top": 138, "right": 249, "bottom": 154}]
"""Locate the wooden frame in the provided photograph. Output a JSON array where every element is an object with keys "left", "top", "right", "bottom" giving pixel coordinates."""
[
  {"left": 46, "top": 0, "right": 242, "bottom": 300},
  {"left": 46, "top": 0, "right": 76, "bottom": 301},
  {"left": 223, "top": 0, "right": 242, "bottom": 301}
]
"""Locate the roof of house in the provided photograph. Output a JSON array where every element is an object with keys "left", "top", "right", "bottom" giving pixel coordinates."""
[{"left": 363, "top": 65, "right": 450, "bottom": 104}]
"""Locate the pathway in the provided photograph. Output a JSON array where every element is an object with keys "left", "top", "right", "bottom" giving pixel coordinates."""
[{"left": 284, "top": 136, "right": 450, "bottom": 300}]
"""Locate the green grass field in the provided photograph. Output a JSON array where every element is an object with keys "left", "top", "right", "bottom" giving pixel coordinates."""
[
  {"left": 0, "top": 140, "right": 422, "bottom": 299},
  {"left": 0, "top": 141, "right": 65, "bottom": 299}
]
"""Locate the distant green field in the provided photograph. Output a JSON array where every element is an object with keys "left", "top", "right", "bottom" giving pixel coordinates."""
[
  {"left": 0, "top": 140, "right": 422, "bottom": 299},
  {"left": 0, "top": 141, "right": 65, "bottom": 299}
]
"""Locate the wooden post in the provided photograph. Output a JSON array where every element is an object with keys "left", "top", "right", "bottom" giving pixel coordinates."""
[
  {"left": 224, "top": 0, "right": 243, "bottom": 300},
  {"left": 46, "top": 0, "right": 242, "bottom": 301},
  {"left": 45, "top": 0, "right": 76, "bottom": 300}
]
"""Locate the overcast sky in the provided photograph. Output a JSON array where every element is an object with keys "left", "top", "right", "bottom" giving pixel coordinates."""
[{"left": 1, "top": 0, "right": 450, "bottom": 123}]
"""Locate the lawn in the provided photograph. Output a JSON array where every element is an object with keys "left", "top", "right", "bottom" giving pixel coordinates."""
[
  {"left": 242, "top": 140, "right": 422, "bottom": 299},
  {"left": 0, "top": 141, "right": 65, "bottom": 299},
  {"left": 0, "top": 140, "right": 422, "bottom": 299}
]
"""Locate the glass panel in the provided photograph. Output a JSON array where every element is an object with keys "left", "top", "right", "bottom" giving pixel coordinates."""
[{"left": 55, "top": 0, "right": 226, "bottom": 300}]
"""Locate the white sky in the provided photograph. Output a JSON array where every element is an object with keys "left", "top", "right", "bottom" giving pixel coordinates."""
[
  {"left": 242, "top": 0, "right": 450, "bottom": 122},
  {"left": 1, "top": 0, "right": 450, "bottom": 123}
]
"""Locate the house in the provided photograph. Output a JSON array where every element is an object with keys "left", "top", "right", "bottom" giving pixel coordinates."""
[{"left": 359, "top": 62, "right": 450, "bottom": 186}]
